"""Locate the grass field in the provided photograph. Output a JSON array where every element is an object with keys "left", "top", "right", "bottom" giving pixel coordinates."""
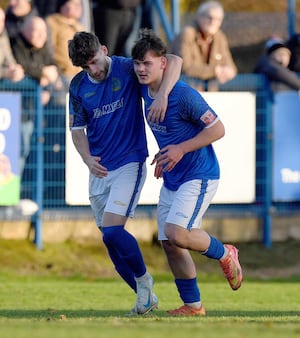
[
  {"left": 0, "top": 239, "right": 300, "bottom": 337},
  {"left": 0, "top": 278, "right": 299, "bottom": 338}
]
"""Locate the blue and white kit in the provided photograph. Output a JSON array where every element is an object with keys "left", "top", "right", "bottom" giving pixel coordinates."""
[
  {"left": 69, "top": 56, "right": 148, "bottom": 221},
  {"left": 141, "top": 81, "right": 221, "bottom": 238}
]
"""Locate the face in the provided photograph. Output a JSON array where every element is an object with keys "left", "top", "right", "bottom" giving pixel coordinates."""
[
  {"left": 60, "top": 0, "right": 82, "bottom": 20},
  {"left": 9, "top": 0, "right": 32, "bottom": 16},
  {"left": 133, "top": 51, "right": 167, "bottom": 87},
  {"left": 196, "top": 7, "right": 223, "bottom": 36},
  {"left": 270, "top": 48, "right": 291, "bottom": 67},
  {"left": 23, "top": 17, "right": 47, "bottom": 49},
  {"left": 82, "top": 46, "right": 109, "bottom": 81}
]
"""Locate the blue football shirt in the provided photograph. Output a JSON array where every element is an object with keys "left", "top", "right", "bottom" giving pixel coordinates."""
[
  {"left": 141, "top": 81, "right": 220, "bottom": 191},
  {"left": 69, "top": 56, "right": 148, "bottom": 170}
]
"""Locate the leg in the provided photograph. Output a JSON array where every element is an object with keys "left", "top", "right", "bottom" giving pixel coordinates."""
[
  {"left": 90, "top": 177, "right": 138, "bottom": 293},
  {"left": 164, "top": 179, "right": 243, "bottom": 291},
  {"left": 161, "top": 240, "right": 196, "bottom": 279},
  {"left": 99, "top": 162, "right": 157, "bottom": 314},
  {"left": 161, "top": 240, "right": 205, "bottom": 316},
  {"left": 157, "top": 188, "right": 205, "bottom": 316}
]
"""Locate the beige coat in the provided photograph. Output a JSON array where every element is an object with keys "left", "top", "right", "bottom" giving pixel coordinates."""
[
  {"left": 46, "top": 13, "right": 85, "bottom": 78},
  {"left": 171, "top": 25, "right": 237, "bottom": 80},
  {"left": 0, "top": 30, "right": 18, "bottom": 78}
]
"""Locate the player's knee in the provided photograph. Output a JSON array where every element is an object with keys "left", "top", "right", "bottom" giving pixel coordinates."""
[
  {"left": 164, "top": 224, "right": 180, "bottom": 244},
  {"left": 102, "top": 225, "right": 122, "bottom": 246},
  {"left": 162, "top": 240, "right": 179, "bottom": 256}
]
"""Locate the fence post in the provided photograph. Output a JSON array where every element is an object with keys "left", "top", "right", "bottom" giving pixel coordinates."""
[
  {"left": 32, "top": 85, "right": 44, "bottom": 250},
  {"left": 263, "top": 96, "right": 273, "bottom": 248}
]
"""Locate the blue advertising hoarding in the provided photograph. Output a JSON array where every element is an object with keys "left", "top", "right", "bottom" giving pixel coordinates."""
[
  {"left": 273, "top": 91, "right": 300, "bottom": 201},
  {"left": 0, "top": 92, "right": 21, "bottom": 205}
]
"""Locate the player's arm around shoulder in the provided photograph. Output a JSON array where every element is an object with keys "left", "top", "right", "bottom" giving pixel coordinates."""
[{"left": 148, "top": 54, "right": 183, "bottom": 123}]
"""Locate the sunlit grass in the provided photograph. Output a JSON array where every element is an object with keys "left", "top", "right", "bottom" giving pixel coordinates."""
[{"left": 0, "top": 278, "right": 299, "bottom": 338}]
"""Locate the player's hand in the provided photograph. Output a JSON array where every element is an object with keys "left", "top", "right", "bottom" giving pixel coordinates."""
[
  {"left": 86, "top": 156, "right": 108, "bottom": 178},
  {"left": 147, "top": 93, "right": 168, "bottom": 124},
  {"left": 151, "top": 152, "right": 163, "bottom": 179},
  {"left": 152, "top": 145, "right": 184, "bottom": 172}
]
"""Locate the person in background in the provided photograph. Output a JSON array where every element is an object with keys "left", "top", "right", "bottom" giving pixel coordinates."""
[
  {"left": 67, "top": 31, "right": 182, "bottom": 315},
  {"left": 5, "top": 0, "right": 40, "bottom": 39},
  {"left": 10, "top": 15, "right": 63, "bottom": 105},
  {"left": 254, "top": 36, "right": 300, "bottom": 93},
  {"left": 46, "top": 0, "right": 85, "bottom": 87},
  {"left": 91, "top": 0, "right": 140, "bottom": 56},
  {"left": 34, "top": 0, "right": 92, "bottom": 31},
  {"left": 10, "top": 15, "right": 64, "bottom": 175},
  {"left": 132, "top": 28, "right": 243, "bottom": 316},
  {"left": 0, "top": 6, "right": 24, "bottom": 82},
  {"left": 170, "top": 0, "right": 237, "bottom": 91}
]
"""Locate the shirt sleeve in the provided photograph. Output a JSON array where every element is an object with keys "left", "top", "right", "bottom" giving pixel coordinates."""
[{"left": 177, "top": 85, "right": 218, "bottom": 128}]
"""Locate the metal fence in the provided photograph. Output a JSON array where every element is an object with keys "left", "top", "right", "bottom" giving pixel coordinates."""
[{"left": 1, "top": 74, "right": 300, "bottom": 249}]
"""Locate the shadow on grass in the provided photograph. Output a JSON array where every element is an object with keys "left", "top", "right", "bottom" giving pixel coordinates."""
[{"left": 0, "top": 309, "right": 299, "bottom": 320}]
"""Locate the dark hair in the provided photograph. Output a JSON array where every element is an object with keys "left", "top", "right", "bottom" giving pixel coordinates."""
[
  {"left": 68, "top": 32, "right": 101, "bottom": 67},
  {"left": 131, "top": 28, "right": 167, "bottom": 60}
]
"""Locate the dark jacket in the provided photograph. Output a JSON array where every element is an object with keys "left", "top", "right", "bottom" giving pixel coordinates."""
[
  {"left": 254, "top": 55, "right": 300, "bottom": 91},
  {"left": 5, "top": 6, "right": 40, "bottom": 39},
  {"left": 10, "top": 33, "right": 55, "bottom": 82}
]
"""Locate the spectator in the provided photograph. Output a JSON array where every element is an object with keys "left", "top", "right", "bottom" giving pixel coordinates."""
[
  {"left": 170, "top": 0, "right": 237, "bottom": 91},
  {"left": 35, "top": 0, "right": 92, "bottom": 31},
  {"left": 0, "top": 7, "right": 24, "bottom": 82},
  {"left": 10, "top": 15, "right": 64, "bottom": 176},
  {"left": 91, "top": 0, "right": 140, "bottom": 56},
  {"left": 46, "top": 0, "right": 85, "bottom": 87},
  {"left": 287, "top": 33, "right": 300, "bottom": 72},
  {"left": 5, "top": 0, "right": 40, "bottom": 39},
  {"left": 254, "top": 36, "right": 300, "bottom": 93},
  {"left": 10, "top": 15, "right": 64, "bottom": 105}
]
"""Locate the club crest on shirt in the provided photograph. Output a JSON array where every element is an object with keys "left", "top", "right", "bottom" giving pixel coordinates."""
[
  {"left": 112, "top": 77, "right": 121, "bottom": 92},
  {"left": 200, "top": 109, "right": 216, "bottom": 126}
]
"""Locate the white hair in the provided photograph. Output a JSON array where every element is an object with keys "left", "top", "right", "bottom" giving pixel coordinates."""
[{"left": 196, "top": 1, "right": 224, "bottom": 17}]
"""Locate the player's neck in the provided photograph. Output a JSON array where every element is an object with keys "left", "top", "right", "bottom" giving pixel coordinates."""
[{"left": 148, "top": 79, "right": 162, "bottom": 98}]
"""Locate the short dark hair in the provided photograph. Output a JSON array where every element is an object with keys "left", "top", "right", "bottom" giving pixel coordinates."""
[
  {"left": 131, "top": 28, "right": 167, "bottom": 60},
  {"left": 68, "top": 32, "right": 101, "bottom": 67}
]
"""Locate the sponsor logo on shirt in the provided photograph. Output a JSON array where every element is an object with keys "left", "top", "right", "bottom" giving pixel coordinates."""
[
  {"left": 93, "top": 98, "right": 124, "bottom": 118},
  {"left": 149, "top": 122, "right": 167, "bottom": 133},
  {"left": 200, "top": 109, "right": 216, "bottom": 126}
]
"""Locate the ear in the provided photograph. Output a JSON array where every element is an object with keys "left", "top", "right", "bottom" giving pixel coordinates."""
[
  {"left": 161, "top": 56, "right": 167, "bottom": 70},
  {"left": 101, "top": 45, "right": 108, "bottom": 56}
]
